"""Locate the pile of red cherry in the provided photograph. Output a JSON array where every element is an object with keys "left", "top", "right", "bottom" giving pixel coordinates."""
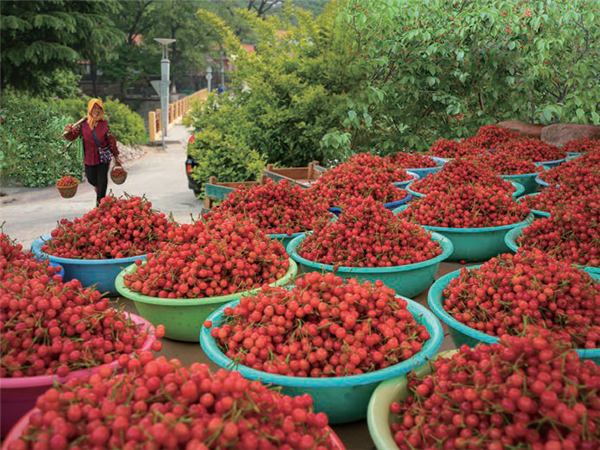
[
  {"left": 389, "top": 329, "right": 600, "bottom": 450},
  {"left": 1, "top": 233, "right": 161, "bottom": 378},
  {"left": 562, "top": 137, "right": 600, "bottom": 154},
  {"left": 498, "top": 138, "right": 566, "bottom": 162},
  {"left": 6, "top": 353, "right": 338, "bottom": 450},
  {"left": 538, "top": 150, "right": 600, "bottom": 189},
  {"left": 409, "top": 159, "right": 515, "bottom": 196},
  {"left": 386, "top": 152, "right": 438, "bottom": 169},
  {"left": 298, "top": 197, "right": 442, "bottom": 267},
  {"left": 399, "top": 184, "right": 530, "bottom": 228},
  {"left": 207, "top": 179, "right": 330, "bottom": 235},
  {"left": 42, "top": 195, "right": 173, "bottom": 259},
  {"left": 443, "top": 249, "right": 599, "bottom": 348},
  {"left": 516, "top": 194, "right": 600, "bottom": 268},
  {"left": 123, "top": 217, "right": 290, "bottom": 299},
  {"left": 477, "top": 151, "right": 539, "bottom": 175},
  {"left": 308, "top": 153, "right": 410, "bottom": 207},
  {"left": 208, "top": 272, "right": 431, "bottom": 377}
]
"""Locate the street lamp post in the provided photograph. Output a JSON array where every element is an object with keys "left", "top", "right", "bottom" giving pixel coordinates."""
[
  {"left": 206, "top": 66, "right": 212, "bottom": 93},
  {"left": 154, "top": 38, "right": 176, "bottom": 151}
]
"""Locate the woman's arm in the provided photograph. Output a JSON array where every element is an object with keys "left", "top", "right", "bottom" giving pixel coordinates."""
[{"left": 64, "top": 124, "right": 80, "bottom": 141}]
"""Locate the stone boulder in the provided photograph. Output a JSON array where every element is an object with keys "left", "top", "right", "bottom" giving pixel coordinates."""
[
  {"left": 541, "top": 124, "right": 600, "bottom": 146},
  {"left": 496, "top": 120, "right": 544, "bottom": 138},
  {"left": 117, "top": 141, "right": 147, "bottom": 162}
]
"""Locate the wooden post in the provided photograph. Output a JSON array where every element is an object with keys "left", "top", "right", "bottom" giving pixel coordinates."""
[
  {"left": 148, "top": 111, "right": 156, "bottom": 141},
  {"left": 307, "top": 162, "right": 315, "bottom": 180}
]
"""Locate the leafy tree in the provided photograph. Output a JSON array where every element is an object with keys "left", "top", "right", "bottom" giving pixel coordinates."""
[
  {"left": 0, "top": 0, "right": 124, "bottom": 97},
  {"left": 188, "top": 2, "right": 360, "bottom": 167}
]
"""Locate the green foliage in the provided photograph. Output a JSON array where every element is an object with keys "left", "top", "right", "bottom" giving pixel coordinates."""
[
  {"left": 188, "top": 128, "right": 265, "bottom": 194},
  {"left": 102, "top": 99, "right": 148, "bottom": 146},
  {"left": 188, "top": 2, "right": 359, "bottom": 167},
  {"left": 330, "top": 0, "right": 599, "bottom": 155},
  {"left": 0, "top": 0, "right": 124, "bottom": 97},
  {"left": 0, "top": 94, "right": 83, "bottom": 188},
  {"left": 53, "top": 97, "right": 147, "bottom": 146}
]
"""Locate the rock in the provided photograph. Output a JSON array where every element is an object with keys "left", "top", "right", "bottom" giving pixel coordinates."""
[
  {"left": 116, "top": 141, "right": 147, "bottom": 162},
  {"left": 496, "top": 120, "right": 544, "bottom": 138},
  {"left": 541, "top": 124, "right": 600, "bottom": 146}
]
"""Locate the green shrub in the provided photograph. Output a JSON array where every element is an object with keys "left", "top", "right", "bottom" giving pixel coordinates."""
[
  {"left": 188, "top": 128, "right": 265, "bottom": 195},
  {"left": 189, "top": 4, "right": 358, "bottom": 167},
  {"left": 0, "top": 94, "right": 83, "bottom": 188},
  {"left": 54, "top": 96, "right": 147, "bottom": 146}
]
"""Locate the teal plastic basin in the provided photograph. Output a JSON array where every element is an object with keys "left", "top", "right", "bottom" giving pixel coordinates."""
[
  {"left": 568, "top": 152, "right": 582, "bottom": 160},
  {"left": 407, "top": 181, "right": 525, "bottom": 199},
  {"left": 115, "top": 259, "right": 298, "bottom": 342},
  {"left": 391, "top": 171, "right": 419, "bottom": 189},
  {"left": 287, "top": 232, "right": 453, "bottom": 298},
  {"left": 428, "top": 267, "right": 600, "bottom": 364},
  {"left": 200, "top": 297, "right": 444, "bottom": 424},
  {"left": 504, "top": 226, "right": 600, "bottom": 277},
  {"left": 500, "top": 172, "right": 540, "bottom": 195},
  {"left": 401, "top": 163, "right": 443, "bottom": 179},
  {"left": 32, "top": 235, "right": 147, "bottom": 296},
  {"left": 534, "top": 157, "right": 567, "bottom": 168},
  {"left": 517, "top": 193, "right": 550, "bottom": 219},
  {"left": 394, "top": 205, "right": 532, "bottom": 262}
]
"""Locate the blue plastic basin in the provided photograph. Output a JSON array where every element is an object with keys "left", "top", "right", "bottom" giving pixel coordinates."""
[
  {"left": 504, "top": 226, "right": 600, "bottom": 277},
  {"left": 500, "top": 173, "right": 540, "bottom": 195},
  {"left": 391, "top": 171, "right": 419, "bottom": 189},
  {"left": 49, "top": 262, "right": 64, "bottom": 279},
  {"left": 287, "top": 232, "right": 453, "bottom": 298},
  {"left": 430, "top": 156, "right": 450, "bottom": 165},
  {"left": 428, "top": 266, "right": 600, "bottom": 364},
  {"left": 32, "top": 235, "right": 147, "bottom": 296},
  {"left": 534, "top": 173, "right": 559, "bottom": 189},
  {"left": 394, "top": 205, "right": 532, "bottom": 262},
  {"left": 407, "top": 181, "right": 525, "bottom": 199},
  {"left": 517, "top": 193, "right": 550, "bottom": 219},
  {"left": 328, "top": 194, "right": 412, "bottom": 217},
  {"left": 567, "top": 152, "right": 582, "bottom": 160},
  {"left": 200, "top": 297, "right": 444, "bottom": 424}
]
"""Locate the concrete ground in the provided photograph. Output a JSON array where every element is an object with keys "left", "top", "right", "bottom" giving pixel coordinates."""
[
  {"left": 2, "top": 130, "right": 466, "bottom": 449},
  {"left": 0, "top": 124, "right": 200, "bottom": 248}
]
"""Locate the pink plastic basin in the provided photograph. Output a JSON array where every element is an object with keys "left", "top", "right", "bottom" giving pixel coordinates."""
[
  {"left": 2, "top": 407, "right": 346, "bottom": 450},
  {"left": 0, "top": 313, "right": 155, "bottom": 438}
]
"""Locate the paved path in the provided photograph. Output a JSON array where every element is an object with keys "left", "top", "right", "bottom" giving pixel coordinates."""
[{"left": 0, "top": 124, "right": 201, "bottom": 248}]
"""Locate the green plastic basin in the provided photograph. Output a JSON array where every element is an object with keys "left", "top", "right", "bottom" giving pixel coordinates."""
[
  {"left": 201, "top": 297, "right": 444, "bottom": 424},
  {"left": 367, "top": 350, "right": 458, "bottom": 450},
  {"left": 115, "top": 259, "right": 298, "bottom": 342},
  {"left": 504, "top": 226, "right": 600, "bottom": 276},
  {"left": 500, "top": 173, "right": 540, "bottom": 195},
  {"left": 428, "top": 266, "right": 600, "bottom": 364},
  {"left": 286, "top": 232, "right": 453, "bottom": 298},
  {"left": 394, "top": 205, "right": 532, "bottom": 262}
]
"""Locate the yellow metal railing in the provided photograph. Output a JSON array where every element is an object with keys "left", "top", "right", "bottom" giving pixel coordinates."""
[{"left": 148, "top": 88, "right": 208, "bottom": 141}]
